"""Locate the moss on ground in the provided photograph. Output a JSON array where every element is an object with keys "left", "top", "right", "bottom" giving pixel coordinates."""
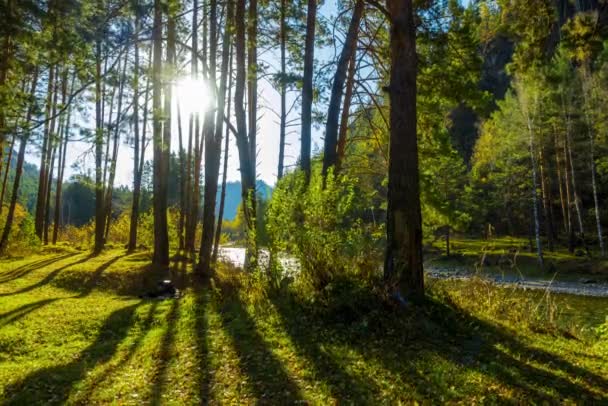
[{"left": 0, "top": 248, "right": 606, "bottom": 404}]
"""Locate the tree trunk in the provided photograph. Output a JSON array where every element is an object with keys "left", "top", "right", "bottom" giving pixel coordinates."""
[
  {"left": 322, "top": 0, "right": 363, "bottom": 179},
  {"left": 213, "top": 49, "right": 234, "bottom": 264},
  {"left": 94, "top": 27, "right": 106, "bottom": 254},
  {"left": 35, "top": 65, "right": 55, "bottom": 239},
  {"left": 581, "top": 68, "right": 604, "bottom": 256},
  {"left": 152, "top": 0, "right": 170, "bottom": 266},
  {"left": 300, "top": 0, "right": 317, "bottom": 181},
  {"left": 277, "top": 0, "right": 287, "bottom": 181},
  {"left": 200, "top": 0, "right": 233, "bottom": 273},
  {"left": 384, "top": 0, "right": 424, "bottom": 301},
  {"left": 539, "top": 146, "right": 554, "bottom": 251},
  {"left": 0, "top": 135, "right": 16, "bottom": 214},
  {"left": 235, "top": 0, "right": 257, "bottom": 267},
  {"left": 184, "top": 0, "right": 199, "bottom": 255},
  {"left": 128, "top": 13, "right": 142, "bottom": 252},
  {"left": 248, "top": 0, "right": 258, "bottom": 172},
  {"left": 524, "top": 98, "right": 544, "bottom": 269},
  {"left": 104, "top": 53, "right": 128, "bottom": 240},
  {"left": 336, "top": 50, "right": 357, "bottom": 174}
]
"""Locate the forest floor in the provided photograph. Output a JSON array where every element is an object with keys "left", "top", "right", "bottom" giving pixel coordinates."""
[{"left": 0, "top": 247, "right": 607, "bottom": 404}]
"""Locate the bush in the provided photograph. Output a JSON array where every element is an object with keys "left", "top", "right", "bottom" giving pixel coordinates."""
[
  {"left": 267, "top": 167, "right": 383, "bottom": 292},
  {"left": 0, "top": 203, "right": 41, "bottom": 256}
]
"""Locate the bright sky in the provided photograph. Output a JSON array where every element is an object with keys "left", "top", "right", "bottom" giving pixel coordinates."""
[{"left": 26, "top": 1, "right": 341, "bottom": 188}]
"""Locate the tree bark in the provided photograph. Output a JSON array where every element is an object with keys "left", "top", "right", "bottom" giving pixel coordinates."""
[
  {"left": 384, "top": 0, "right": 424, "bottom": 301},
  {"left": 248, "top": 0, "right": 258, "bottom": 172},
  {"left": 200, "top": 0, "right": 233, "bottom": 273},
  {"left": 300, "top": 0, "right": 317, "bottom": 181},
  {"left": 336, "top": 50, "right": 357, "bottom": 174},
  {"left": 277, "top": 0, "right": 287, "bottom": 180},
  {"left": 235, "top": 0, "right": 257, "bottom": 267},
  {"left": 152, "top": 0, "right": 169, "bottom": 265},
  {"left": 213, "top": 49, "right": 234, "bottom": 264},
  {"left": 322, "top": 0, "right": 363, "bottom": 179}
]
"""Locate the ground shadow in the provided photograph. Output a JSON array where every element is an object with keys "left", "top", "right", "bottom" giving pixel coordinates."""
[
  {"left": 191, "top": 275, "right": 212, "bottom": 404},
  {"left": 216, "top": 291, "right": 303, "bottom": 403},
  {"left": 69, "top": 301, "right": 159, "bottom": 404},
  {"left": 0, "top": 254, "right": 74, "bottom": 284},
  {"left": 0, "top": 254, "right": 92, "bottom": 297},
  {"left": 269, "top": 294, "right": 386, "bottom": 402},
  {"left": 269, "top": 287, "right": 608, "bottom": 403},
  {"left": 150, "top": 299, "right": 179, "bottom": 405},
  {"left": 3, "top": 303, "right": 141, "bottom": 405},
  {"left": 0, "top": 298, "right": 59, "bottom": 328}
]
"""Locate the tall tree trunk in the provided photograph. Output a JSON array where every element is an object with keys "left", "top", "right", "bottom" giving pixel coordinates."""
[
  {"left": 384, "top": 0, "right": 424, "bottom": 301},
  {"left": 184, "top": 0, "right": 199, "bottom": 254},
  {"left": 336, "top": 50, "right": 357, "bottom": 174},
  {"left": 152, "top": 0, "right": 169, "bottom": 266},
  {"left": 200, "top": 0, "right": 233, "bottom": 273},
  {"left": 300, "top": 0, "right": 317, "bottom": 181},
  {"left": 129, "top": 44, "right": 152, "bottom": 252},
  {"left": 524, "top": 97, "right": 544, "bottom": 269},
  {"left": 0, "top": 68, "right": 38, "bottom": 254},
  {"left": 562, "top": 92, "right": 585, "bottom": 242},
  {"left": 235, "top": 0, "right": 257, "bottom": 267},
  {"left": 43, "top": 143, "right": 57, "bottom": 245},
  {"left": 562, "top": 128, "right": 575, "bottom": 252},
  {"left": 213, "top": 50, "right": 234, "bottom": 264},
  {"left": 248, "top": 0, "right": 258, "bottom": 172},
  {"left": 581, "top": 68, "right": 604, "bottom": 256},
  {"left": 35, "top": 65, "right": 55, "bottom": 239},
  {"left": 128, "top": 13, "right": 142, "bottom": 252},
  {"left": 539, "top": 146, "right": 554, "bottom": 251},
  {"left": 94, "top": 24, "right": 106, "bottom": 254},
  {"left": 322, "top": 0, "right": 363, "bottom": 179},
  {"left": 0, "top": 0, "right": 13, "bottom": 184},
  {"left": 554, "top": 128, "right": 568, "bottom": 235},
  {"left": 0, "top": 135, "right": 16, "bottom": 214},
  {"left": 277, "top": 0, "right": 287, "bottom": 181},
  {"left": 104, "top": 53, "right": 128, "bottom": 240},
  {"left": 52, "top": 91, "right": 71, "bottom": 245}
]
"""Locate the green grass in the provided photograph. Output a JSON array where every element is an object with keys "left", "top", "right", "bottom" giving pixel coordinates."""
[
  {"left": 0, "top": 248, "right": 607, "bottom": 404},
  {"left": 428, "top": 236, "right": 608, "bottom": 281}
]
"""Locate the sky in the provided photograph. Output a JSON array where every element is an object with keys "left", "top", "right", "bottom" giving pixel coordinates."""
[{"left": 25, "top": 0, "right": 341, "bottom": 188}]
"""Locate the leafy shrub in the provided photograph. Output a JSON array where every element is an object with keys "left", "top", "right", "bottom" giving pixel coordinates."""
[
  {"left": 267, "top": 167, "right": 383, "bottom": 292},
  {"left": 0, "top": 203, "right": 41, "bottom": 255}
]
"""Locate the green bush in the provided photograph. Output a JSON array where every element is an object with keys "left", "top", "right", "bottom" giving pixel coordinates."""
[{"left": 267, "top": 167, "right": 383, "bottom": 292}]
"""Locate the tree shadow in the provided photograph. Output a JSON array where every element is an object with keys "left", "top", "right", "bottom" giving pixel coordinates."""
[
  {"left": 74, "top": 255, "right": 125, "bottom": 298},
  {"left": 216, "top": 292, "right": 303, "bottom": 403},
  {"left": 150, "top": 299, "right": 179, "bottom": 405},
  {"left": 269, "top": 288, "right": 608, "bottom": 403},
  {"left": 0, "top": 254, "right": 92, "bottom": 297},
  {"left": 3, "top": 303, "right": 141, "bottom": 405},
  {"left": 0, "top": 254, "right": 74, "bottom": 284},
  {"left": 69, "top": 301, "right": 159, "bottom": 404},
  {"left": 268, "top": 293, "right": 392, "bottom": 402},
  {"left": 418, "top": 298, "right": 608, "bottom": 402},
  {"left": 0, "top": 298, "right": 59, "bottom": 328},
  {"left": 191, "top": 276, "right": 212, "bottom": 404}
]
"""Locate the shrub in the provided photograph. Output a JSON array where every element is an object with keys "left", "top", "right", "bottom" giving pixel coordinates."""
[{"left": 267, "top": 167, "right": 383, "bottom": 292}]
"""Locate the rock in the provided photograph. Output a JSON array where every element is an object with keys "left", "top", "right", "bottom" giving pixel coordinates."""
[{"left": 579, "top": 278, "right": 597, "bottom": 284}]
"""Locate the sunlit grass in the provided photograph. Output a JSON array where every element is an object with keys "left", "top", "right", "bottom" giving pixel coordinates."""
[{"left": 0, "top": 248, "right": 606, "bottom": 404}]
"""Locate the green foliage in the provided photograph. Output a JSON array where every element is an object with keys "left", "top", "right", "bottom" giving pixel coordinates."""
[{"left": 267, "top": 167, "right": 383, "bottom": 291}]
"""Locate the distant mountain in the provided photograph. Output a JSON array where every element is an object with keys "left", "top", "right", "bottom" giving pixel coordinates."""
[{"left": 215, "top": 180, "right": 273, "bottom": 221}]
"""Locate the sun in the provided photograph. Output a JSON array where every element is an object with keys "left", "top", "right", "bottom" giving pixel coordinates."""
[{"left": 174, "top": 76, "right": 214, "bottom": 117}]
